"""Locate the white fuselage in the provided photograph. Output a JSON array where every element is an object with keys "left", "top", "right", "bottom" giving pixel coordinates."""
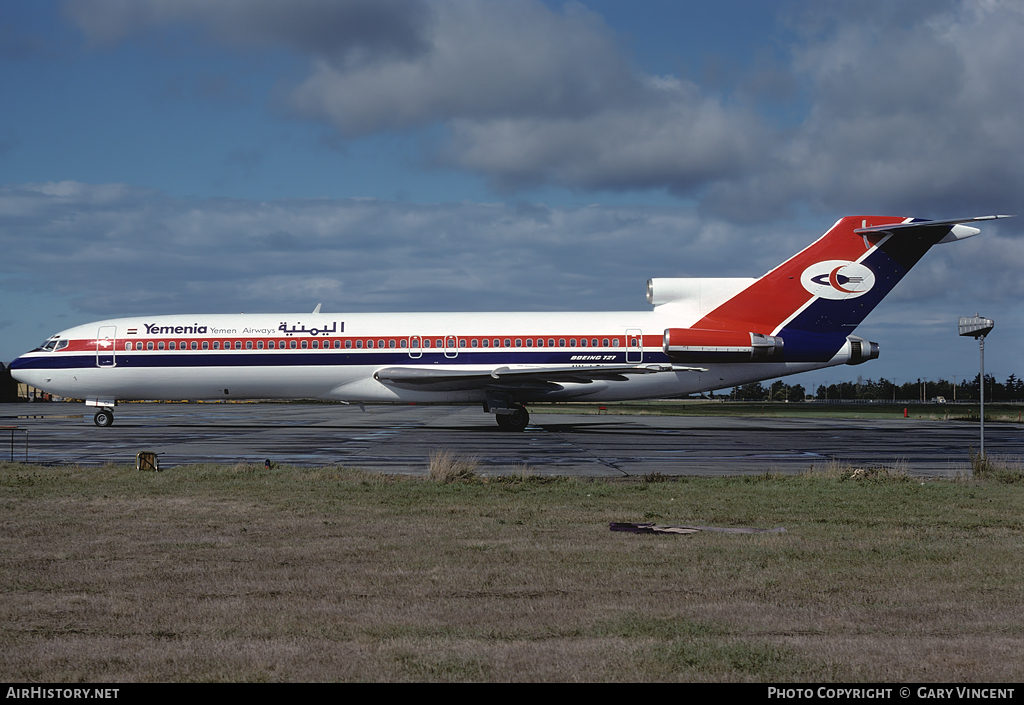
[{"left": 10, "top": 307, "right": 849, "bottom": 405}]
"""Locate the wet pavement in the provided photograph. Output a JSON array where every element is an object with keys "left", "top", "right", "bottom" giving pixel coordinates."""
[{"left": 1, "top": 402, "right": 1017, "bottom": 477}]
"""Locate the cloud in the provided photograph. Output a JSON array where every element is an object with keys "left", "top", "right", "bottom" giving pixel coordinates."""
[
  {"left": 706, "top": 0, "right": 1024, "bottom": 219},
  {"left": 0, "top": 181, "right": 713, "bottom": 316},
  {"left": 4, "top": 181, "right": 1019, "bottom": 318},
  {"left": 58, "top": 0, "right": 1024, "bottom": 222},
  {"left": 61, "top": 0, "right": 765, "bottom": 201},
  {"left": 285, "top": 1, "right": 640, "bottom": 133}
]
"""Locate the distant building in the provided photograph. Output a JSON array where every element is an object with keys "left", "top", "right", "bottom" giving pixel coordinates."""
[{"left": 0, "top": 363, "right": 18, "bottom": 402}]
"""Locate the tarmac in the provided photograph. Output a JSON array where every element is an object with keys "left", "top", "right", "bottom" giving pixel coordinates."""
[{"left": 2, "top": 401, "right": 1018, "bottom": 477}]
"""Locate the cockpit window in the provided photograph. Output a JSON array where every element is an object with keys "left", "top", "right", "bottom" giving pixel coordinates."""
[{"left": 39, "top": 337, "right": 61, "bottom": 352}]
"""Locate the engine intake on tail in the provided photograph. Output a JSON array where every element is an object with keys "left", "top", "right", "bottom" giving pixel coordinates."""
[{"left": 845, "top": 335, "right": 879, "bottom": 365}]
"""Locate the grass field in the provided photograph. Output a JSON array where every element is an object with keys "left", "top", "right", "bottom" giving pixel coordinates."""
[{"left": 2, "top": 457, "right": 1022, "bottom": 682}]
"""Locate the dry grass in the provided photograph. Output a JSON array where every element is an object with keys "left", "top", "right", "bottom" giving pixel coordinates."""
[
  {"left": 2, "top": 461, "right": 1022, "bottom": 682},
  {"left": 427, "top": 449, "right": 479, "bottom": 483},
  {"left": 804, "top": 459, "right": 910, "bottom": 482},
  {"left": 969, "top": 453, "right": 1024, "bottom": 483}
]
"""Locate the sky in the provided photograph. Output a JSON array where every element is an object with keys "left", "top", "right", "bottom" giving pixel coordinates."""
[{"left": 2, "top": 0, "right": 1023, "bottom": 394}]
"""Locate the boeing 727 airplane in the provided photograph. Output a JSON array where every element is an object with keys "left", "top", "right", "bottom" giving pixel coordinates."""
[{"left": 9, "top": 215, "right": 1009, "bottom": 430}]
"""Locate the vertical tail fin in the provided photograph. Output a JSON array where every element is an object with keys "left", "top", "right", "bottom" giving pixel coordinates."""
[{"left": 685, "top": 215, "right": 1004, "bottom": 361}]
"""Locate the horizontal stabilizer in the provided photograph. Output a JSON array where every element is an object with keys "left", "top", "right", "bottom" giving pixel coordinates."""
[
  {"left": 853, "top": 215, "right": 1013, "bottom": 234},
  {"left": 855, "top": 215, "right": 1013, "bottom": 244}
]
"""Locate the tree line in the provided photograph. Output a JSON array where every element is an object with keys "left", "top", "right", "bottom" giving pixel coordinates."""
[{"left": 728, "top": 374, "right": 1024, "bottom": 402}]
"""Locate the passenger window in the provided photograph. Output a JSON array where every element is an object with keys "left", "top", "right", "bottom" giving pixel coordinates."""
[
  {"left": 301, "top": 340, "right": 308, "bottom": 349},
  {"left": 125, "top": 342, "right": 132, "bottom": 351},
  {"left": 504, "top": 339, "right": 511, "bottom": 348},
  {"left": 159, "top": 342, "right": 166, "bottom": 350},
  {"left": 548, "top": 339, "right": 555, "bottom": 347},
  {"left": 235, "top": 341, "right": 242, "bottom": 350},
  {"left": 290, "top": 340, "right": 297, "bottom": 349},
  {"left": 147, "top": 342, "right": 154, "bottom": 351},
  {"left": 257, "top": 341, "right": 264, "bottom": 349},
  {"left": 169, "top": 342, "right": 176, "bottom": 350},
  {"left": 389, "top": 339, "right": 396, "bottom": 348},
  {"left": 246, "top": 341, "right": 253, "bottom": 350}
]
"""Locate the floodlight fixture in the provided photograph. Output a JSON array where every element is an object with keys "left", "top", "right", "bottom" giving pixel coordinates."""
[{"left": 959, "top": 314, "right": 993, "bottom": 462}]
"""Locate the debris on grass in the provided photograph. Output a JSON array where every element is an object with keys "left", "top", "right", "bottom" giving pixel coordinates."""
[{"left": 610, "top": 522, "right": 787, "bottom": 535}]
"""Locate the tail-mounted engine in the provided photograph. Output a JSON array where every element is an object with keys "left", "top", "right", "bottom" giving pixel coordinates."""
[
  {"left": 845, "top": 335, "right": 879, "bottom": 365},
  {"left": 663, "top": 328, "right": 783, "bottom": 363},
  {"left": 664, "top": 328, "right": 879, "bottom": 365}
]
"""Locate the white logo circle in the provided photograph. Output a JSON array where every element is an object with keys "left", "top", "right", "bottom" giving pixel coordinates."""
[{"left": 800, "top": 261, "right": 875, "bottom": 300}]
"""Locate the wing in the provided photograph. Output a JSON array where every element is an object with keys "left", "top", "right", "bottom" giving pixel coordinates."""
[{"left": 373, "top": 363, "right": 704, "bottom": 392}]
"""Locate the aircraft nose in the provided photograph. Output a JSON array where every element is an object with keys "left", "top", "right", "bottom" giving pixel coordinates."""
[{"left": 7, "top": 355, "right": 41, "bottom": 385}]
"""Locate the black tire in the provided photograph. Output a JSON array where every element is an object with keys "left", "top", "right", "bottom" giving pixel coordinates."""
[
  {"left": 94, "top": 409, "right": 114, "bottom": 427},
  {"left": 503, "top": 405, "right": 529, "bottom": 432}
]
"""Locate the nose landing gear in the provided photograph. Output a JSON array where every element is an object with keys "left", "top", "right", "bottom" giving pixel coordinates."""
[{"left": 93, "top": 408, "right": 114, "bottom": 427}]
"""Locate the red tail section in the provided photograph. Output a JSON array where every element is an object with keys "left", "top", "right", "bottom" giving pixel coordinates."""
[
  {"left": 661, "top": 215, "right": 1000, "bottom": 364},
  {"left": 694, "top": 216, "right": 906, "bottom": 335}
]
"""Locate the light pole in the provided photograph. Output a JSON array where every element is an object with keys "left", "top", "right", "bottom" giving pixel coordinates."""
[{"left": 959, "top": 315, "right": 994, "bottom": 460}]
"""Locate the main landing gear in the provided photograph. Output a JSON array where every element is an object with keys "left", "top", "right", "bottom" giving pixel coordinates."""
[
  {"left": 495, "top": 405, "right": 529, "bottom": 432},
  {"left": 93, "top": 408, "right": 114, "bottom": 427},
  {"left": 484, "top": 391, "right": 530, "bottom": 431}
]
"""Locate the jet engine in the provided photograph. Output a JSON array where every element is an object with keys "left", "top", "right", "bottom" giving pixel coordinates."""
[
  {"left": 845, "top": 335, "right": 879, "bottom": 365},
  {"left": 663, "top": 328, "right": 783, "bottom": 363}
]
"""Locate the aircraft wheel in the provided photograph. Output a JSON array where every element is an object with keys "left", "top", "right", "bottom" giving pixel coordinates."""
[
  {"left": 499, "top": 405, "right": 529, "bottom": 432},
  {"left": 94, "top": 409, "right": 114, "bottom": 427}
]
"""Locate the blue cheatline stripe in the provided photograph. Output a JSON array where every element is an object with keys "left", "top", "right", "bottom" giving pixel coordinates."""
[{"left": 11, "top": 350, "right": 668, "bottom": 371}]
